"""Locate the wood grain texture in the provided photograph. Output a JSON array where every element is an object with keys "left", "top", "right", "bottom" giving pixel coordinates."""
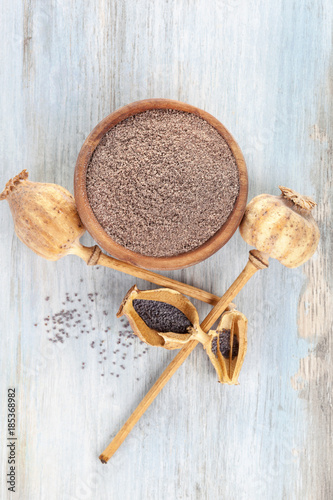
[{"left": 0, "top": 1, "right": 332, "bottom": 499}]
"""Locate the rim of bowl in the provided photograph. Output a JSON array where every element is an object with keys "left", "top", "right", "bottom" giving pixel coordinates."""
[{"left": 74, "top": 98, "right": 248, "bottom": 270}]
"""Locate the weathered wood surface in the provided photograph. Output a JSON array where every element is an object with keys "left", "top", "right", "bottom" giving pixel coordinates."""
[{"left": 0, "top": 1, "right": 332, "bottom": 499}]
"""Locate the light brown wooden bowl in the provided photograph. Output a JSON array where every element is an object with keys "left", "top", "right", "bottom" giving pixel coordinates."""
[{"left": 74, "top": 99, "right": 248, "bottom": 270}]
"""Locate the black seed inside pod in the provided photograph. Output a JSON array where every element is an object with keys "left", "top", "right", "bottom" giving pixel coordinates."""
[
  {"left": 211, "top": 329, "right": 239, "bottom": 359},
  {"left": 132, "top": 299, "right": 192, "bottom": 334},
  {"left": 211, "top": 337, "right": 218, "bottom": 357}
]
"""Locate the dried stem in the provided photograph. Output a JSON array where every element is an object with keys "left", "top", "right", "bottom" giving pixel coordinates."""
[
  {"left": 99, "top": 249, "right": 269, "bottom": 463},
  {"left": 70, "top": 241, "right": 220, "bottom": 306}
]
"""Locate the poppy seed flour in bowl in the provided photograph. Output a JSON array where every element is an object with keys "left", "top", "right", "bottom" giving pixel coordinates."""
[{"left": 85, "top": 108, "right": 240, "bottom": 259}]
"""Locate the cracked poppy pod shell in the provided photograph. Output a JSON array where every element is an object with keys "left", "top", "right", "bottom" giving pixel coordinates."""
[
  {"left": 239, "top": 186, "right": 320, "bottom": 268},
  {"left": 198, "top": 308, "right": 248, "bottom": 384},
  {"left": 117, "top": 286, "right": 201, "bottom": 350}
]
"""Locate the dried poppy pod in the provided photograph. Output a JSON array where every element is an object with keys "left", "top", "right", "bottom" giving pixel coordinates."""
[
  {"left": 193, "top": 307, "right": 248, "bottom": 384},
  {"left": 0, "top": 170, "right": 85, "bottom": 260},
  {"left": 117, "top": 285, "right": 202, "bottom": 349},
  {"left": 239, "top": 186, "right": 320, "bottom": 268}
]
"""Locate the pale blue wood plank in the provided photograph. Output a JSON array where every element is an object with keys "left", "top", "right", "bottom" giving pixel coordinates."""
[{"left": 0, "top": 1, "right": 331, "bottom": 499}]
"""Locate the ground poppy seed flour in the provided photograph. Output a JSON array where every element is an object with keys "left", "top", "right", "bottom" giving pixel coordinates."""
[{"left": 86, "top": 109, "right": 240, "bottom": 257}]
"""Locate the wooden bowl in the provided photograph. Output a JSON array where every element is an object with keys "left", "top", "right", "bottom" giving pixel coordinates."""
[{"left": 74, "top": 99, "right": 248, "bottom": 270}]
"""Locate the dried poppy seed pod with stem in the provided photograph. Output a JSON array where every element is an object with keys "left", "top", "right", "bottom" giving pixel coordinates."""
[{"left": 0, "top": 170, "right": 223, "bottom": 305}]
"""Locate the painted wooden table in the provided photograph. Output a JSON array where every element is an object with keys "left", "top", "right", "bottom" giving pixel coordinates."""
[{"left": 0, "top": 1, "right": 332, "bottom": 499}]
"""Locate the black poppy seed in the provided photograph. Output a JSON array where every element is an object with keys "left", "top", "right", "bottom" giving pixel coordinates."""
[
  {"left": 211, "top": 337, "right": 218, "bottom": 357},
  {"left": 116, "top": 375, "right": 119, "bottom": 378},
  {"left": 133, "top": 299, "right": 192, "bottom": 334},
  {"left": 217, "top": 329, "right": 239, "bottom": 359}
]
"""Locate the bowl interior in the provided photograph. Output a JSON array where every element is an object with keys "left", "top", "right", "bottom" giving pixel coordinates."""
[{"left": 74, "top": 99, "right": 248, "bottom": 270}]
